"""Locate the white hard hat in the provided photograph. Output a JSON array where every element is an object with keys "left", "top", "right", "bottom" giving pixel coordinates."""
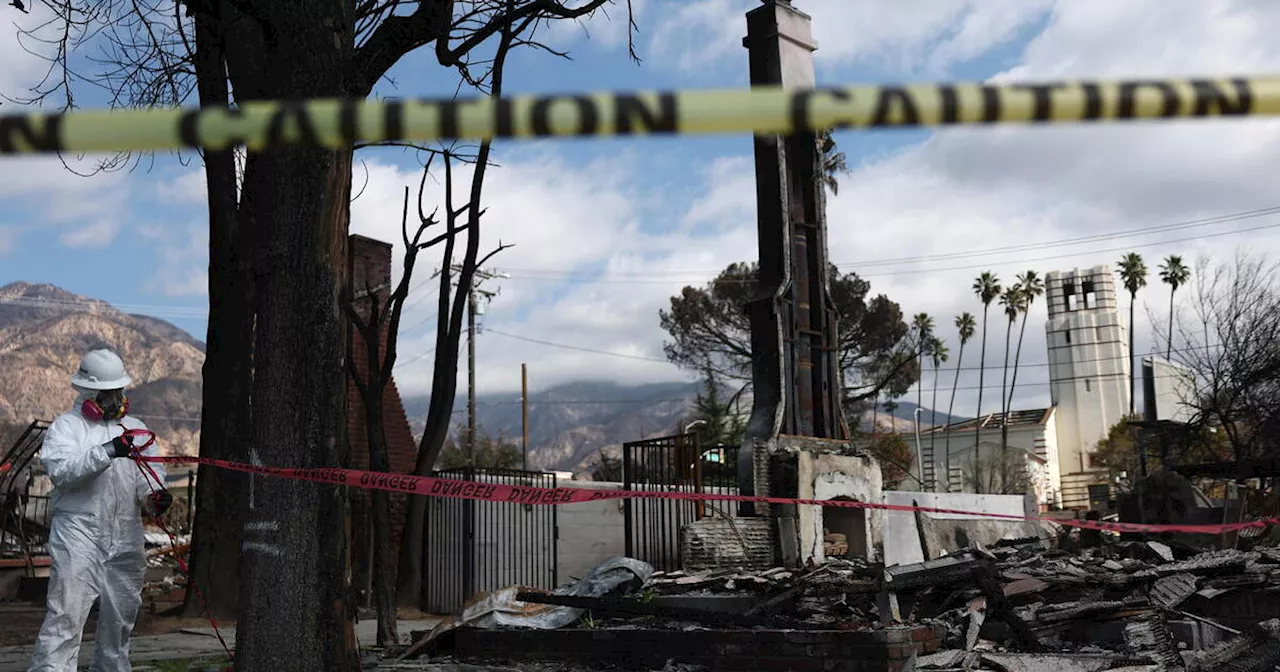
[{"left": 70, "top": 348, "right": 132, "bottom": 390}]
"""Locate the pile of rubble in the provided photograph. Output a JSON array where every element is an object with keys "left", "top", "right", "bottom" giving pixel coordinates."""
[
  {"left": 141, "top": 532, "right": 189, "bottom": 614},
  {"left": 634, "top": 560, "right": 880, "bottom": 629},
  {"left": 643, "top": 538, "right": 1280, "bottom": 669},
  {"left": 908, "top": 539, "right": 1280, "bottom": 671},
  {"left": 406, "top": 534, "right": 1280, "bottom": 671},
  {"left": 644, "top": 535, "right": 1280, "bottom": 670}
]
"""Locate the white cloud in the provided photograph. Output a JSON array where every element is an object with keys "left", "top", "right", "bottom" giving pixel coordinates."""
[
  {"left": 542, "top": 0, "right": 650, "bottom": 54},
  {"left": 0, "top": 1, "right": 60, "bottom": 102},
  {"left": 0, "top": 150, "right": 134, "bottom": 251},
  {"left": 0, "top": 4, "right": 141, "bottom": 250},
  {"left": 57, "top": 217, "right": 122, "bottom": 249},
  {"left": 808, "top": 0, "right": 1280, "bottom": 414},
  {"left": 140, "top": 223, "right": 208, "bottom": 297},
  {"left": 154, "top": 170, "right": 208, "bottom": 205},
  {"left": 32, "top": 0, "right": 1275, "bottom": 433},
  {"left": 648, "top": 0, "right": 1053, "bottom": 76},
  {"left": 382, "top": 0, "right": 1280, "bottom": 422},
  {"left": 681, "top": 156, "right": 753, "bottom": 230},
  {"left": 349, "top": 146, "right": 699, "bottom": 398}
]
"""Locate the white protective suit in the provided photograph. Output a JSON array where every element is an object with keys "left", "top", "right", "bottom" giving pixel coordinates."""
[{"left": 27, "top": 395, "right": 165, "bottom": 672}]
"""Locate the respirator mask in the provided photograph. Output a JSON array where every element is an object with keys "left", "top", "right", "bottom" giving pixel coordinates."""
[{"left": 81, "top": 388, "right": 129, "bottom": 422}]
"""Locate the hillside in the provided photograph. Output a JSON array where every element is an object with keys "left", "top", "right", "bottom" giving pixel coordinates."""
[
  {"left": 403, "top": 386, "right": 971, "bottom": 475},
  {"left": 0, "top": 281, "right": 972, "bottom": 473},
  {"left": 863, "top": 401, "right": 968, "bottom": 434},
  {"left": 402, "top": 380, "right": 702, "bottom": 473},
  {"left": 0, "top": 282, "right": 205, "bottom": 456}
]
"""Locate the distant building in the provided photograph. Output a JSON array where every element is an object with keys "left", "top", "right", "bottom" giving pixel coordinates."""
[
  {"left": 923, "top": 265, "right": 1147, "bottom": 510},
  {"left": 923, "top": 409, "right": 1057, "bottom": 507},
  {"left": 1143, "top": 356, "right": 1196, "bottom": 424}
]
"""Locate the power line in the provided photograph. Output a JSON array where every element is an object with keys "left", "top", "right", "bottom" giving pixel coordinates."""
[
  {"left": 470, "top": 320, "right": 1219, "bottom": 378},
  {"left": 484, "top": 328, "right": 669, "bottom": 363},
  {"left": 0, "top": 294, "right": 206, "bottom": 318},
  {"left": 497, "top": 204, "right": 1280, "bottom": 278},
  {"left": 397, "top": 309, "right": 439, "bottom": 336},
  {"left": 4, "top": 287, "right": 1212, "bottom": 393},
  {"left": 464, "top": 397, "right": 694, "bottom": 407},
  {"left": 921, "top": 341, "right": 1221, "bottom": 375},
  {"left": 8, "top": 205, "right": 1272, "bottom": 320},
  {"left": 134, "top": 394, "right": 706, "bottom": 424},
  {"left": 845, "top": 205, "right": 1280, "bottom": 268},
  {"left": 855, "top": 221, "right": 1280, "bottom": 279},
  {"left": 493, "top": 211, "right": 1280, "bottom": 285},
  {"left": 393, "top": 347, "right": 437, "bottom": 370},
  {"left": 438, "top": 326, "right": 1205, "bottom": 395},
  {"left": 399, "top": 283, "right": 440, "bottom": 316}
]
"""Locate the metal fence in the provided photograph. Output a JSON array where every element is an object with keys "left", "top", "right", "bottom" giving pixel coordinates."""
[
  {"left": 422, "top": 467, "right": 559, "bottom": 614},
  {"left": 622, "top": 433, "right": 740, "bottom": 572},
  {"left": 1, "top": 421, "right": 51, "bottom": 567}
]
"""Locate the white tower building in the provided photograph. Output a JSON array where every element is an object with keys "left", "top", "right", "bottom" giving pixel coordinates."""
[{"left": 1044, "top": 266, "right": 1131, "bottom": 508}]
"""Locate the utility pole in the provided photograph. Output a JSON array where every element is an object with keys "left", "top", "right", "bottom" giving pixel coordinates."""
[
  {"left": 439, "top": 265, "right": 505, "bottom": 467},
  {"left": 467, "top": 287, "right": 478, "bottom": 466},
  {"left": 521, "top": 363, "right": 529, "bottom": 471}
]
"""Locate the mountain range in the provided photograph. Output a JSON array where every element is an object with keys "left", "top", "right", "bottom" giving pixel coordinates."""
[
  {"left": 0, "top": 282, "right": 968, "bottom": 473},
  {"left": 401, "top": 380, "right": 704, "bottom": 473},
  {"left": 0, "top": 282, "right": 205, "bottom": 457}
]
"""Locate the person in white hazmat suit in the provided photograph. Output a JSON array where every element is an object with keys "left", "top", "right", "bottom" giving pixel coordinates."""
[{"left": 28, "top": 348, "right": 172, "bottom": 672}]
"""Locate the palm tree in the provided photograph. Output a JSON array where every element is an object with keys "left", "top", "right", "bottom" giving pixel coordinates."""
[
  {"left": 911, "top": 312, "right": 936, "bottom": 486},
  {"left": 944, "top": 312, "right": 976, "bottom": 493},
  {"left": 1005, "top": 270, "right": 1045, "bottom": 441},
  {"left": 883, "top": 398, "right": 900, "bottom": 433},
  {"left": 1116, "top": 253, "right": 1149, "bottom": 416},
  {"left": 997, "top": 284, "right": 1025, "bottom": 462},
  {"left": 1158, "top": 255, "right": 1191, "bottom": 359},
  {"left": 927, "top": 336, "right": 949, "bottom": 492},
  {"left": 871, "top": 390, "right": 880, "bottom": 436},
  {"left": 819, "top": 131, "right": 850, "bottom": 196},
  {"left": 972, "top": 272, "right": 1002, "bottom": 492}
]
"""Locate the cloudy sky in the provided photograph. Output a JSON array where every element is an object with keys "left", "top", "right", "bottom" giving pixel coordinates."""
[{"left": 2, "top": 0, "right": 1278, "bottom": 422}]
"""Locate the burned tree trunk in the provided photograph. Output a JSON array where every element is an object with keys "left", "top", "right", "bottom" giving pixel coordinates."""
[
  {"left": 348, "top": 158, "right": 465, "bottom": 630},
  {"left": 396, "top": 144, "right": 496, "bottom": 607},
  {"left": 347, "top": 244, "right": 408, "bottom": 647},
  {"left": 362, "top": 386, "right": 398, "bottom": 646},
  {"left": 227, "top": 1, "right": 358, "bottom": 669},
  {"left": 185, "top": 4, "right": 251, "bottom": 620},
  {"left": 235, "top": 150, "right": 357, "bottom": 671}
]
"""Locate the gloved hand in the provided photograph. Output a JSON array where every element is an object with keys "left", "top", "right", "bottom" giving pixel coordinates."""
[
  {"left": 147, "top": 490, "right": 173, "bottom": 517},
  {"left": 106, "top": 434, "right": 133, "bottom": 458}
]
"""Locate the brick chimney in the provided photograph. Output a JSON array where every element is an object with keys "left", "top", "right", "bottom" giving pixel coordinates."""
[{"left": 347, "top": 234, "right": 423, "bottom": 596}]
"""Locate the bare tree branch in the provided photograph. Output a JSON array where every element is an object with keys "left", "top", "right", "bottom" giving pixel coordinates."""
[{"left": 1167, "top": 251, "right": 1280, "bottom": 463}]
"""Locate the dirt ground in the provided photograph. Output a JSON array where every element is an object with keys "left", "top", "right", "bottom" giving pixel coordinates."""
[{"left": 0, "top": 602, "right": 230, "bottom": 647}]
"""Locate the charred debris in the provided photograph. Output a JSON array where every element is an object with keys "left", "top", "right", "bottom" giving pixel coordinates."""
[{"left": 404, "top": 534, "right": 1280, "bottom": 672}]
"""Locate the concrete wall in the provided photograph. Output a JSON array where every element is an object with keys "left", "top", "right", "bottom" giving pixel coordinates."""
[
  {"left": 1041, "top": 410, "right": 1061, "bottom": 507},
  {"left": 882, "top": 491, "right": 1038, "bottom": 567},
  {"left": 555, "top": 481, "right": 628, "bottom": 582},
  {"left": 941, "top": 424, "right": 1048, "bottom": 496}
]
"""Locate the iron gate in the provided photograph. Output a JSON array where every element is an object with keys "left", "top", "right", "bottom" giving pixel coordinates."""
[
  {"left": 622, "top": 433, "right": 739, "bottom": 572},
  {"left": 422, "top": 467, "right": 559, "bottom": 614},
  {"left": 1, "top": 421, "right": 51, "bottom": 567}
]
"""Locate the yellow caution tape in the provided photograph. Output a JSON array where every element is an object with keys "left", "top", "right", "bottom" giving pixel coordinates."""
[{"left": 1, "top": 76, "right": 1277, "bottom": 155}]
